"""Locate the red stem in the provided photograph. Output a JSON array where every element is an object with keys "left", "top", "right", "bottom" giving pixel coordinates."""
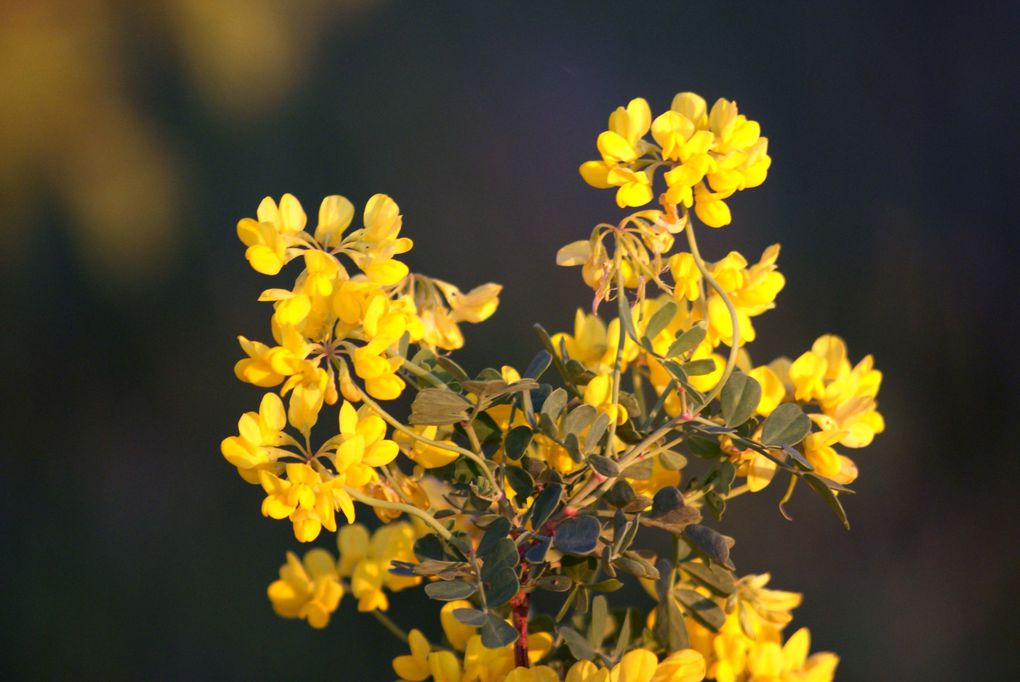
[{"left": 510, "top": 564, "right": 530, "bottom": 668}]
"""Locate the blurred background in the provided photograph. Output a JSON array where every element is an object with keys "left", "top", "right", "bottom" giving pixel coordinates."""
[{"left": 2, "top": 1, "right": 1018, "bottom": 679}]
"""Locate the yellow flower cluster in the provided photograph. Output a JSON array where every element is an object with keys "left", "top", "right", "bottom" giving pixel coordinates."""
[
  {"left": 337, "top": 522, "right": 420, "bottom": 611},
  {"left": 227, "top": 90, "right": 884, "bottom": 680},
  {"left": 235, "top": 192, "right": 499, "bottom": 407},
  {"left": 266, "top": 521, "right": 420, "bottom": 628},
  {"left": 727, "top": 335, "right": 884, "bottom": 491},
  {"left": 224, "top": 193, "right": 500, "bottom": 540},
  {"left": 670, "top": 574, "right": 837, "bottom": 682},
  {"left": 580, "top": 94, "right": 770, "bottom": 227},
  {"left": 394, "top": 600, "right": 554, "bottom": 682},
  {"left": 393, "top": 600, "right": 705, "bottom": 682},
  {"left": 266, "top": 548, "right": 343, "bottom": 629}
]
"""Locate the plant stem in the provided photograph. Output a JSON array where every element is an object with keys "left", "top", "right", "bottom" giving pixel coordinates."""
[
  {"left": 371, "top": 609, "right": 409, "bottom": 643},
  {"left": 511, "top": 563, "right": 531, "bottom": 668},
  {"left": 683, "top": 218, "right": 740, "bottom": 409},
  {"left": 605, "top": 241, "right": 627, "bottom": 458},
  {"left": 343, "top": 486, "right": 453, "bottom": 541},
  {"left": 401, "top": 357, "right": 447, "bottom": 388}
]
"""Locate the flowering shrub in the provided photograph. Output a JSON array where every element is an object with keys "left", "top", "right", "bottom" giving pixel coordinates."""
[{"left": 222, "top": 92, "right": 883, "bottom": 681}]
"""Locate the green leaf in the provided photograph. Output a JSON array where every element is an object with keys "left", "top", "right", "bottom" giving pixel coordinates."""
[
  {"left": 540, "top": 388, "right": 568, "bottom": 423},
  {"left": 674, "top": 588, "right": 726, "bottom": 631},
  {"left": 802, "top": 473, "right": 851, "bottom": 529},
  {"left": 424, "top": 580, "right": 477, "bottom": 601},
  {"left": 650, "top": 486, "right": 686, "bottom": 519},
  {"left": 653, "top": 595, "right": 689, "bottom": 651},
  {"left": 604, "top": 479, "right": 637, "bottom": 508},
  {"left": 617, "top": 293, "right": 640, "bottom": 343},
  {"left": 486, "top": 566, "right": 520, "bottom": 607},
  {"left": 559, "top": 626, "right": 596, "bottom": 661},
  {"left": 435, "top": 356, "right": 470, "bottom": 383},
  {"left": 536, "top": 574, "right": 573, "bottom": 592},
  {"left": 452, "top": 608, "right": 488, "bottom": 627},
  {"left": 482, "top": 615, "right": 519, "bottom": 648},
  {"left": 680, "top": 562, "right": 736, "bottom": 597},
  {"left": 644, "top": 301, "right": 678, "bottom": 341},
  {"left": 480, "top": 538, "right": 519, "bottom": 582},
  {"left": 504, "top": 425, "right": 533, "bottom": 461},
  {"left": 613, "top": 553, "right": 660, "bottom": 580},
  {"left": 588, "top": 595, "right": 609, "bottom": 648},
  {"left": 409, "top": 388, "right": 471, "bottom": 425},
  {"left": 530, "top": 483, "right": 563, "bottom": 530},
  {"left": 587, "top": 579, "right": 623, "bottom": 593},
  {"left": 587, "top": 454, "right": 620, "bottom": 477},
  {"left": 523, "top": 350, "right": 553, "bottom": 380},
  {"left": 505, "top": 465, "right": 535, "bottom": 498},
  {"left": 683, "top": 358, "right": 717, "bottom": 376},
  {"left": 612, "top": 610, "right": 633, "bottom": 661},
  {"left": 760, "top": 403, "right": 811, "bottom": 446},
  {"left": 656, "top": 450, "right": 685, "bottom": 472},
  {"left": 720, "top": 372, "right": 762, "bottom": 427},
  {"left": 554, "top": 516, "right": 601, "bottom": 555},
  {"left": 667, "top": 324, "right": 707, "bottom": 357},
  {"left": 413, "top": 534, "right": 449, "bottom": 562},
  {"left": 524, "top": 537, "right": 551, "bottom": 563},
  {"left": 683, "top": 524, "right": 736, "bottom": 570},
  {"left": 478, "top": 517, "right": 512, "bottom": 556},
  {"left": 584, "top": 413, "right": 610, "bottom": 454},
  {"left": 621, "top": 458, "right": 653, "bottom": 480},
  {"left": 563, "top": 404, "right": 598, "bottom": 437}
]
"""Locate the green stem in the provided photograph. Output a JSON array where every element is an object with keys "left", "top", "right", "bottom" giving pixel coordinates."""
[
  {"left": 683, "top": 218, "right": 740, "bottom": 410},
  {"left": 401, "top": 357, "right": 447, "bottom": 388},
  {"left": 605, "top": 246, "right": 627, "bottom": 457},
  {"left": 371, "top": 609, "right": 409, "bottom": 643},
  {"left": 344, "top": 485, "right": 453, "bottom": 541}
]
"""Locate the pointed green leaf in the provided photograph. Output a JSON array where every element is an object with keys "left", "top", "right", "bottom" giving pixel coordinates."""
[
  {"left": 644, "top": 301, "right": 678, "bottom": 341},
  {"left": 667, "top": 324, "right": 707, "bottom": 357},
  {"left": 760, "top": 403, "right": 811, "bottom": 446},
  {"left": 720, "top": 371, "right": 762, "bottom": 427},
  {"left": 425, "top": 580, "right": 477, "bottom": 601}
]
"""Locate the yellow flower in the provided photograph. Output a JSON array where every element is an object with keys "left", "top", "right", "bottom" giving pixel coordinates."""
[
  {"left": 652, "top": 649, "right": 707, "bottom": 682},
  {"left": 337, "top": 400, "right": 399, "bottom": 469},
  {"left": 584, "top": 373, "right": 628, "bottom": 425},
  {"left": 337, "top": 522, "right": 420, "bottom": 612},
  {"left": 627, "top": 453, "right": 682, "bottom": 500},
  {"left": 669, "top": 252, "right": 702, "bottom": 302},
  {"left": 786, "top": 335, "right": 884, "bottom": 448},
  {"left": 312, "top": 194, "right": 355, "bottom": 249},
  {"left": 788, "top": 351, "right": 828, "bottom": 402},
  {"left": 610, "top": 649, "right": 659, "bottom": 682},
  {"left": 579, "top": 93, "right": 769, "bottom": 226},
  {"left": 440, "top": 600, "right": 477, "bottom": 651},
  {"left": 775, "top": 628, "right": 839, "bottom": 682},
  {"left": 259, "top": 463, "right": 354, "bottom": 541},
  {"left": 234, "top": 336, "right": 285, "bottom": 387},
  {"left": 220, "top": 392, "right": 287, "bottom": 483},
  {"left": 608, "top": 167, "right": 654, "bottom": 208},
  {"left": 392, "top": 629, "right": 431, "bottom": 680},
  {"left": 397, "top": 425, "right": 460, "bottom": 469},
  {"left": 731, "top": 573, "right": 803, "bottom": 639},
  {"left": 463, "top": 633, "right": 515, "bottom": 682},
  {"left": 266, "top": 549, "right": 342, "bottom": 629},
  {"left": 434, "top": 279, "right": 503, "bottom": 324},
  {"left": 236, "top": 193, "right": 307, "bottom": 275},
  {"left": 352, "top": 345, "right": 406, "bottom": 400},
  {"left": 748, "top": 365, "right": 786, "bottom": 417},
  {"left": 553, "top": 310, "right": 609, "bottom": 369},
  {"left": 504, "top": 666, "right": 560, "bottom": 682}
]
